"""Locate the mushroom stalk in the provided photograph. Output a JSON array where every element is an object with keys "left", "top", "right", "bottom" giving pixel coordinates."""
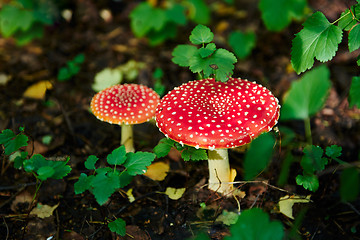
[
  {"left": 121, "top": 124, "right": 134, "bottom": 152},
  {"left": 207, "top": 149, "right": 233, "bottom": 194}
]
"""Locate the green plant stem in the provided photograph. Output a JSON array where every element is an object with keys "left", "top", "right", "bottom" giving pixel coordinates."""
[
  {"left": 304, "top": 117, "right": 312, "bottom": 145},
  {"left": 121, "top": 124, "right": 134, "bottom": 153},
  {"left": 207, "top": 149, "right": 233, "bottom": 195}
]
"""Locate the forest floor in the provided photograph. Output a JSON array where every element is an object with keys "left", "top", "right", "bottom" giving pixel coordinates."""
[{"left": 0, "top": 0, "right": 360, "bottom": 239}]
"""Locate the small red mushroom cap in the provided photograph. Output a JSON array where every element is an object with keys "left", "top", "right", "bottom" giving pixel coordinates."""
[
  {"left": 91, "top": 84, "right": 160, "bottom": 125},
  {"left": 155, "top": 78, "right": 280, "bottom": 150}
]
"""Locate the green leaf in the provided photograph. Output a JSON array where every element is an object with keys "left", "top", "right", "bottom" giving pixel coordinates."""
[
  {"left": 296, "top": 174, "right": 319, "bottom": 192},
  {"left": 0, "top": 129, "right": 28, "bottom": 155},
  {"left": 147, "top": 22, "right": 178, "bottom": 46},
  {"left": 37, "top": 166, "right": 55, "bottom": 181},
  {"left": 118, "top": 171, "right": 133, "bottom": 188},
  {"left": 85, "top": 155, "right": 98, "bottom": 170},
  {"left": 325, "top": 145, "right": 342, "bottom": 159},
  {"left": 74, "top": 173, "right": 93, "bottom": 194},
  {"left": 108, "top": 218, "right": 126, "bottom": 236},
  {"left": 198, "top": 43, "right": 216, "bottom": 58},
  {"left": 189, "top": 48, "right": 237, "bottom": 82},
  {"left": 172, "top": 44, "right": 198, "bottom": 67},
  {"left": 338, "top": 5, "right": 360, "bottom": 31},
  {"left": 259, "top": 0, "right": 306, "bottom": 31},
  {"left": 153, "top": 138, "right": 176, "bottom": 158},
  {"left": 189, "top": 24, "right": 214, "bottom": 45},
  {"left": 181, "top": 147, "right": 208, "bottom": 161},
  {"left": 186, "top": 0, "right": 210, "bottom": 25},
  {"left": 166, "top": 4, "right": 187, "bottom": 25},
  {"left": 291, "top": 11, "right": 342, "bottom": 74},
  {"left": 349, "top": 76, "right": 360, "bottom": 108},
  {"left": 14, "top": 151, "right": 28, "bottom": 169},
  {"left": 0, "top": 5, "right": 34, "bottom": 37},
  {"left": 280, "top": 65, "right": 331, "bottom": 120},
  {"left": 92, "top": 171, "right": 120, "bottom": 205},
  {"left": 349, "top": 24, "right": 360, "bottom": 52},
  {"left": 191, "top": 232, "right": 211, "bottom": 240},
  {"left": 340, "top": 167, "right": 360, "bottom": 202},
  {"left": 107, "top": 145, "right": 127, "bottom": 165},
  {"left": 124, "top": 152, "right": 156, "bottom": 176},
  {"left": 228, "top": 31, "right": 256, "bottom": 59},
  {"left": 224, "top": 208, "right": 284, "bottom": 240},
  {"left": 301, "top": 145, "right": 327, "bottom": 173},
  {"left": 243, "top": 132, "right": 275, "bottom": 180}
]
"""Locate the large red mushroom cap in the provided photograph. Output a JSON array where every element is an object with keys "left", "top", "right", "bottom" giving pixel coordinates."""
[
  {"left": 155, "top": 78, "right": 280, "bottom": 149},
  {"left": 91, "top": 84, "right": 160, "bottom": 125}
]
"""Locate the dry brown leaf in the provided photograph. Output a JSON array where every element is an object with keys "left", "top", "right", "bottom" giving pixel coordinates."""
[
  {"left": 144, "top": 161, "right": 170, "bottom": 181},
  {"left": 30, "top": 203, "right": 59, "bottom": 219}
]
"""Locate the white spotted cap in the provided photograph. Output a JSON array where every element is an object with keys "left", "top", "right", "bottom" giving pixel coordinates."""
[
  {"left": 91, "top": 84, "right": 160, "bottom": 125},
  {"left": 155, "top": 78, "right": 280, "bottom": 149}
]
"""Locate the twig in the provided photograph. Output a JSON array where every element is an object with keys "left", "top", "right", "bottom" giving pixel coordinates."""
[
  {"left": 232, "top": 180, "right": 296, "bottom": 195},
  {"left": 2, "top": 217, "right": 9, "bottom": 240}
]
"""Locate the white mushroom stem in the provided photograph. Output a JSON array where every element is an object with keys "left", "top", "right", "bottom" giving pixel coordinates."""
[
  {"left": 207, "top": 149, "right": 233, "bottom": 195},
  {"left": 121, "top": 124, "right": 135, "bottom": 153}
]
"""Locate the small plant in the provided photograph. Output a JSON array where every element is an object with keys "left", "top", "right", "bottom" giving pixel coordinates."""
[
  {"left": 0, "top": 0, "right": 58, "bottom": 45},
  {"left": 57, "top": 53, "right": 85, "bottom": 81},
  {"left": 291, "top": 2, "right": 360, "bottom": 74},
  {"left": 74, "top": 145, "right": 156, "bottom": 236},
  {"left": 0, "top": 128, "right": 72, "bottom": 197},
  {"left": 172, "top": 24, "right": 237, "bottom": 82}
]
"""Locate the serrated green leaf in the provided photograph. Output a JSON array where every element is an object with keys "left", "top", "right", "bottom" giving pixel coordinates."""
[
  {"left": 0, "top": 129, "right": 15, "bottom": 144},
  {"left": 74, "top": 173, "right": 93, "bottom": 194},
  {"left": 243, "top": 132, "right": 275, "bottom": 180},
  {"left": 153, "top": 138, "right": 176, "bottom": 158},
  {"left": 349, "top": 76, "right": 360, "bottom": 108},
  {"left": 296, "top": 174, "right": 319, "bottom": 191},
  {"left": 280, "top": 65, "right": 331, "bottom": 120},
  {"left": 181, "top": 147, "right": 207, "bottom": 161},
  {"left": 189, "top": 24, "right": 214, "bottom": 44},
  {"left": 85, "top": 155, "right": 98, "bottom": 170},
  {"left": 0, "top": 130, "right": 28, "bottom": 155},
  {"left": 186, "top": 0, "right": 210, "bottom": 25},
  {"left": 37, "top": 166, "right": 55, "bottom": 181},
  {"left": 108, "top": 218, "right": 126, "bottom": 236},
  {"left": 107, "top": 145, "right": 127, "bottom": 165},
  {"left": 325, "top": 145, "right": 342, "bottom": 159},
  {"left": 338, "top": 5, "right": 360, "bottom": 31},
  {"left": 301, "top": 145, "right": 327, "bottom": 173},
  {"left": 118, "top": 171, "right": 133, "bottom": 188},
  {"left": 340, "top": 167, "right": 360, "bottom": 202},
  {"left": 228, "top": 30, "right": 256, "bottom": 59},
  {"left": 259, "top": 0, "right": 306, "bottom": 31},
  {"left": 349, "top": 24, "right": 360, "bottom": 52},
  {"left": 291, "top": 12, "right": 342, "bottom": 74},
  {"left": 189, "top": 48, "right": 237, "bottom": 82},
  {"left": 124, "top": 152, "right": 156, "bottom": 176},
  {"left": 92, "top": 171, "right": 120, "bottom": 205},
  {"left": 198, "top": 43, "right": 216, "bottom": 58},
  {"left": 51, "top": 160, "right": 72, "bottom": 179},
  {"left": 224, "top": 208, "right": 284, "bottom": 240},
  {"left": 172, "top": 44, "right": 198, "bottom": 67}
]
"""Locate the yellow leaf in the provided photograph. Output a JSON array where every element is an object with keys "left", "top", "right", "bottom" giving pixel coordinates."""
[
  {"left": 126, "top": 188, "right": 135, "bottom": 203},
  {"left": 23, "top": 80, "right": 53, "bottom": 100},
  {"left": 165, "top": 187, "right": 186, "bottom": 200},
  {"left": 30, "top": 203, "right": 59, "bottom": 219},
  {"left": 279, "top": 195, "right": 311, "bottom": 219},
  {"left": 144, "top": 161, "right": 169, "bottom": 181}
]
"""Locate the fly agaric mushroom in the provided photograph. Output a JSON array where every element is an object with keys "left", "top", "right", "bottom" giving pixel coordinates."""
[
  {"left": 155, "top": 78, "right": 280, "bottom": 194},
  {"left": 91, "top": 84, "right": 160, "bottom": 152}
]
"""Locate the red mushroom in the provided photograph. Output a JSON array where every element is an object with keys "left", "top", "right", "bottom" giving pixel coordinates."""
[
  {"left": 155, "top": 78, "right": 280, "bottom": 194},
  {"left": 91, "top": 84, "right": 160, "bottom": 152}
]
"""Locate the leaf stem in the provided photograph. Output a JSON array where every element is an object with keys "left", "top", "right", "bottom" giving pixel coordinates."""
[{"left": 331, "top": 11, "right": 350, "bottom": 25}]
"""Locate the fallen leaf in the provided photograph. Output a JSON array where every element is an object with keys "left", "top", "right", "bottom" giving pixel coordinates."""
[
  {"left": 126, "top": 188, "right": 135, "bottom": 203},
  {"left": 144, "top": 161, "right": 169, "bottom": 181},
  {"left": 30, "top": 203, "right": 59, "bottom": 219},
  {"left": 165, "top": 187, "right": 186, "bottom": 200},
  {"left": 216, "top": 210, "right": 239, "bottom": 226},
  {"left": 11, "top": 191, "right": 33, "bottom": 212},
  {"left": 23, "top": 80, "right": 53, "bottom": 100},
  {"left": 279, "top": 195, "right": 311, "bottom": 219}
]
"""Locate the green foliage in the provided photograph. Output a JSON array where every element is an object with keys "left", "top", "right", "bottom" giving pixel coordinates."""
[
  {"left": 153, "top": 68, "right": 166, "bottom": 97},
  {"left": 108, "top": 218, "right": 126, "bottom": 236},
  {"left": 74, "top": 145, "right": 155, "bottom": 205},
  {"left": 228, "top": 31, "right": 256, "bottom": 59},
  {"left": 243, "top": 132, "right": 275, "bottom": 180},
  {"left": 172, "top": 25, "right": 237, "bottom": 82},
  {"left": 0, "top": 128, "right": 28, "bottom": 155},
  {"left": 296, "top": 174, "right": 319, "bottom": 192},
  {"left": 153, "top": 138, "right": 208, "bottom": 161},
  {"left": 224, "top": 208, "right": 284, "bottom": 240},
  {"left": 292, "top": 3, "right": 360, "bottom": 74},
  {"left": 340, "top": 167, "right": 360, "bottom": 202},
  {"left": 280, "top": 65, "right": 331, "bottom": 120},
  {"left": 0, "top": 0, "right": 58, "bottom": 45},
  {"left": 186, "top": 0, "right": 210, "bottom": 25},
  {"left": 259, "top": 0, "right": 307, "bottom": 31},
  {"left": 57, "top": 54, "right": 85, "bottom": 82},
  {"left": 349, "top": 76, "right": 360, "bottom": 108}
]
